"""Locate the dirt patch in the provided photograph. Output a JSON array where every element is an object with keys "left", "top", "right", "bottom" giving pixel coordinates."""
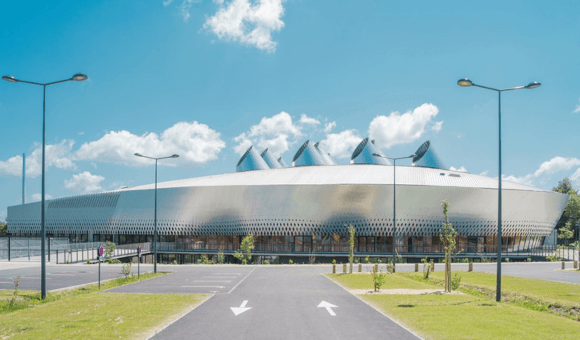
[{"left": 350, "top": 288, "right": 465, "bottom": 295}]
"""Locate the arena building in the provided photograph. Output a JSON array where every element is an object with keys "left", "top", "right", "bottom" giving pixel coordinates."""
[{"left": 6, "top": 139, "right": 569, "bottom": 261}]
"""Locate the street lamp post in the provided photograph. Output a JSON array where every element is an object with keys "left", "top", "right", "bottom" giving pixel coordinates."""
[
  {"left": 134, "top": 153, "right": 179, "bottom": 273},
  {"left": 457, "top": 78, "right": 541, "bottom": 302},
  {"left": 372, "top": 153, "right": 415, "bottom": 273},
  {"left": 3, "top": 73, "right": 88, "bottom": 300}
]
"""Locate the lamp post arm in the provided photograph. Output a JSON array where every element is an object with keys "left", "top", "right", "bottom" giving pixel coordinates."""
[
  {"left": 471, "top": 84, "right": 500, "bottom": 92},
  {"left": 45, "top": 78, "right": 74, "bottom": 86}
]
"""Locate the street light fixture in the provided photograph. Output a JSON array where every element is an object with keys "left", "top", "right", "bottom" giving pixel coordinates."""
[
  {"left": 372, "top": 153, "right": 415, "bottom": 273},
  {"left": 2, "top": 73, "right": 88, "bottom": 299},
  {"left": 457, "top": 78, "right": 541, "bottom": 302},
  {"left": 134, "top": 153, "right": 179, "bottom": 273}
]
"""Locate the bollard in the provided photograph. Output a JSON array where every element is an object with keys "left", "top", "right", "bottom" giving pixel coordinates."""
[
  {"left": 350, "top": 263, "right": 353, "bottom": 274},
  {"left": 358, "top": 263, "right": 362, "bottom": 273},
  {"left": 343, "top": 264, "right": 347, "bottom": 274},
  {"left": 414, "top": 263, "right": 419, "bottom": 272},
  {"left": 431, "top": 262, "right": 435, "bottom": 271},
  {"left": 562, "top": 261, "right": 565, "bottom": 270},
  {"left": 575, "top": 261, "right": 578, "bottom": 269},
  {"left": 333, "top": 264, "right": 336, "bottom": 273},
  {"left": 374, "top": 264, "right": 378, "bottom": 273},
  {"left": 469, "top": 262, "right": 473, "bottom": 272}
]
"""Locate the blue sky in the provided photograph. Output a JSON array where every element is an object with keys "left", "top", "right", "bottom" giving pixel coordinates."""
[{"left": 1, "top": 0, "right": 579, "bottom": 220}]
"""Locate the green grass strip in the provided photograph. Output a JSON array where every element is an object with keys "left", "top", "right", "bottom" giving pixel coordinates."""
[{"left": 0, "top": 272, "right": 168, "bottom": 315}]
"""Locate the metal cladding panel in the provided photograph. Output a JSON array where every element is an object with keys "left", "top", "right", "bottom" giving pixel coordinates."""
[
  {"left": 314, "top": 142, "right": 336, "bottom": 165},
  {"left": 292, "top": 140, "right": 328, "bottom": 166},
  {"left": 412, "top": 140, "right": 447, "bottom": 169},
  {"left": 351, "top": 138, "right": 391, "bottom": 165},
  {"left": 236, "top": 146, "right": 270, "bottom": 172},
  {"left": 7, "top": 179, "right": 568, "bottom": 238},
  {"left": 278, "top": 157, "right": 288, "bottom": 167},
  {"left": 260, "top": 148, "right": 282, "bottom": 169}
]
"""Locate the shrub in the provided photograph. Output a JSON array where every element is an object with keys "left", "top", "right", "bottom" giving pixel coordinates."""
[
  {"left": 451, "top": 273, "right": 461, "bottom": 290},
  {"left": 370, "top": 268, "right": 387, "bottom": 292},
  {"left": 9, "top": 276, "right": 20, "bottom": 307},
  {"left": 104, "top": 241, "right": 116, "bottom": 258},
  {"left": 505, "top": 258, "right": 510, "bottom": 263},
  {"left": 86, "top": 259, "right": 91, "bottom": 264},
  {"left": 365, "top": 256, "right": 370, "bottom": 263},
  {"left": 66, "top": 260, "right": 70, "bottom": 264},
  {"left": 217, "top": 250, "right": 225, "bottom": 264},
  {"left": 242, "top": 259, "right": 247, "bottom": 265},
  {"left": 527, "top": 258, "right": 532, "bottom": 262},
  {"left": 121, "top": 263, "right": 132, "bottom": 279},
  {"left": 264, "top": 260, "right": 270, "bottom": 265},
  {"left": 200, "top": 254, "right": 212, "bottom": 264},
  {"left": 332, "top": 259, "right": 336, "bottom": 265},
  {"left": 289, "top": 259, "right": 293, "bottom": 265}
]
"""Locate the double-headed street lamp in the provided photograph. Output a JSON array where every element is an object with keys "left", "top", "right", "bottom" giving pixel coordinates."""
[
  {"left": 372, "top": 153, "right": 415, "bottom": 273},
  {"left": 457, "top": 78, "right": 541, "bottom": 302},
  {"left": 134, "top": 153, "right": 179, "bottom": 273},
  {"left": 3, "top": 73, "right": 88, "bottom": 299}
]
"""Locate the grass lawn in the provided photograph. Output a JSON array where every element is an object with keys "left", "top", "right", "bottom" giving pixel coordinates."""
[
  {"left": 0, "top": 292, "right": 208, "bottom": 340},
  {"left": 326, "top": 272, "right": 580, "bottom": 340},
  {"left": 0, "top": 272, "right": 208, "bottom": 339},
  {"left": 328, "top": 272, "right": 434, "bottom": 290},
  {"left": 403, "top": 270, "right": 580, "bottom": 306}
]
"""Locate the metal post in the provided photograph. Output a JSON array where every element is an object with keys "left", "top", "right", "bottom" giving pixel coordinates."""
[
  {"left": 98, "top": 258, "right": 101, "bottom": 290},
  {"left": 154, "top": 159, "right": 158, "bottom": 274},
  {"left": 7, "top": 236, "right": 10, "bottom": 261},
  {"left": 22, "top": 153, "right": 25, "bottom": 204},
  {"left": 496, "top": 91, "right": 502, "bottom": 303},
  {"left": 48, "top": 237, "right": 50, "bottom": 262},
  {"left": 393, "top": 159, "right": 397, "bottom": 272},
  {"left": 40, "top": 85, "right": 47, "bottom": 299}
]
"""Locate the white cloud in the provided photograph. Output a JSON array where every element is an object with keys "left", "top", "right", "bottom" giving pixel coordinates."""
[
  {"left": 571, "top": 168, "right": 580, "bottom": 183},
  {"left": 75, "top": 121, "right": 225, "bottom": 167},
  {"left": 502, "top": 174, "right": 534, "bottom": 186},
  {"left": 299, "top": 114, "right": 320, "bottom": 126},
  {"left": 234, "top": 111, "right": 301, "bottom": 156},
  {"left": 479, "top": 170, "right": 489, "bottom": 176},
  {"left": 449, "top": 166, "right": 467, "bottom": 172},
  {"left": 163, "top": 0, "right": 174, "bottom": 6},
  {"left": 64, "top": 171, "right": 105, "bottom": 194},
  {"left": 31, "top": 193, "right": 53, "bottom": 202},
  {"left": 203, "top": 0, "right": 285, "bottom": 53},
  {"left": 503, "top": 156, "right": 580, "bottom": 187},
  {"left": 368, "top": 103, "right": 440, "bottom": 149},
  {"left": 533, "top": 157, "right": 580, "bottom": 177},
  {"left": 573, "top": 98, "right": 580, "bottom": 113},
  {"left": 324, "top": 121, "right": 336, "bottom": 133},
  {"left": 320, "top": 129, "right": 361, "bottom": 159},
  {"left": 0, "top": 140, "right": 76, "bottom": 178},
  {"left": 432, "top": 121, "right": 443, "bottom": 132}
]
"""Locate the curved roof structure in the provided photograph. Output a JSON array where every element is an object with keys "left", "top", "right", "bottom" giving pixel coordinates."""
[
  {"left": 236, "top": 146, "right": 270, "bottom": 172},
  {"left": 278, "top": 157, "right": 288, "bottom": 167},
  {"left": 314, "top": 142, "right": 336, "bottom": 165},
  {"left": 292, "top": 140, "right": 328, "bottom": 167},
  {"left": 260, "top": 148, "right": 282, "bottom": 169},
  {"left": 412, "top": 140, "right": 447, "bottom": 170},
  {"left": 351, "top": 138, "right": 391, "bottom": 165}
]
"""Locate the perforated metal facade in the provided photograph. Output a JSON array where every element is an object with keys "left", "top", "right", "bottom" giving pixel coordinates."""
[{"left": 7, "top": 165, "right": 568, "bottom": 253}]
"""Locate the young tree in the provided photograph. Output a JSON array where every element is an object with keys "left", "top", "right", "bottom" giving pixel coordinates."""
[
  {"left": 558, "top": 221, "right": 575, "bottom": 246},
  {"left": 104, "top": 241, "right": 116, "bottom": 258},
  {"left": 0, "top": 222, "right": 7, "bottom": 236},
  {"left": 234, "top": 233, "right": 254, "bottom": 264},
  {"left": 348, "top": 225, "right": 356, "bottom": 274},
  {"left": 553, "top": 178, "right": 580, "bottom": 244},
  {"left": 440, "top": 200, "right": 458, "bottom": 292}
]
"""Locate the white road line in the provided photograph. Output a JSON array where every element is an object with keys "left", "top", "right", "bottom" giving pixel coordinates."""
[
  {"left": 181, "top": 286, "right": 225, "bottom": 288},
  {"left": 211, "top": 273, "right": 241, "bottom": 275},
  {"left": 228, "top": 267, "right": 256, "bottom": 294},
  {"left": 187, "top": 281, "right": 231, "bottom": 283},
  {"left": 322, "top": 274, "right": 423, "bottom": 340}
]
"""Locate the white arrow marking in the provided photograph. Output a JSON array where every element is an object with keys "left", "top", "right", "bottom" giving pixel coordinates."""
[
  {"left": 231, "top": 300, "right": 252, "bottom": 316},
  {"left": 317, "top": 301, "right": 337, "bottom": 316}
]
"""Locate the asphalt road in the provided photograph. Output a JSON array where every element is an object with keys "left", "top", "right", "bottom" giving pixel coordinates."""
[
  {"left": 148, "top": 266, "right": 419, "bottom": 340},
  {"left": 0, "top": 263, "right": 154, "bottom": 291}
]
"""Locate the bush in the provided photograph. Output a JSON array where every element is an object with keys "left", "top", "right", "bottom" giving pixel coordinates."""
[
  {"left": 527, "top": 258, "right": 532, "bottom": 262},
  {"left": 108, "top": 259, "right": 121, "bottom": 264},
  {"left": 332, "top": 259, "right": 336, "bottom": 265},
  {"left": 370, "top": 268, "right": 387, "bottom": 292},
  {"left": 451, "top": 273, "right": 461, "bottom": 290},
  {"left": 121, "top": 263, "right": 132, "bottom": 279},
  {"left": 200, "top": 254, "right": 212, "bottom": 264},
  {"left": 86, "top": 259, "right": 91, "bottom": 264},
  {"left": 289, "top": 259, "right": 293, "bottom": 265},
  {"left": 242, "top": 259, "right": 247, "bottom": 265},
  {"left": 505, "top": 258, "right": 510, "bottom": 263},
  {"left": 66, "top": 260, "right": 69, "bottom": 264},
  {"left": 217, "top": 250, "right": 225, "bottom": 264},
  {"left": 365, "top": 256, "right": 370, "bottom": 263},
  {"left": 264, "top": 260, "right": 270, "bottom": 265}
]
